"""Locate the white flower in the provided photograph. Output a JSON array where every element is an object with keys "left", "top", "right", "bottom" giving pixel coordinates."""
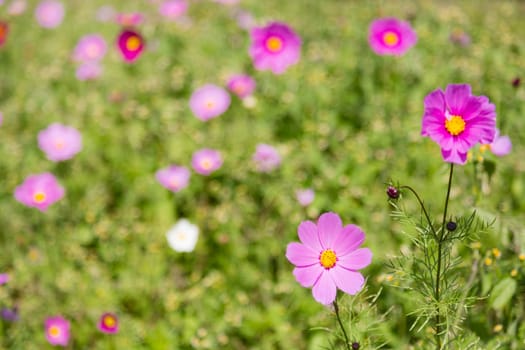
[{"left": 166, "top": 219, "right": 199, "bottom": 252}]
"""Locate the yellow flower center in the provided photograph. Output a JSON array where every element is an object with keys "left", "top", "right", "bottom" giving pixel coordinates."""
[
  {"left": 205, "top": 101, "right": 215, "bottom": 109},
  {"left": 233, "top": 82, "right": 246, "bottom": 95},
  {"left": 200, "top": 159, "right": 212, "bottom": 170},
  {"left": 49, "top": 325, "right": 61, "bottom": 338},
  {"left": 33, "top": 191, "right": 47, "bottom": 203},
  {"left": 169, "top": 177, "right": 180, "bottom": 188},
  {"left": 383, "top": 31, "right": 399, "bottom": 46},
  {"left": 55, "top": 139, "right": 65, "bottom": 150},
  {"left": 319, "top": 249, "right": 337, "bottom": 269},
  {"left": 126, "top": 36, "right": 141, "bottom": 51},
  {"left": 103, "top": 315, "right": 116, "bottom": 328},
  {"left": 176, "top": 232, "right": 187, "bottom": 241},
  {"left": 445, "top": 115, "right": 466, "bottom": 136},
  {"left": 266, "top": 36, "right": 283, "bottom": 53},
  {"left": 87, "top": 43, "right": 100, "bottom": 58}
]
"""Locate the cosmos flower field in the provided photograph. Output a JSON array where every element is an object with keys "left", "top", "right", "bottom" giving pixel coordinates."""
[{"left": 1, "top": 0, "right": 524, "bottom": 349}]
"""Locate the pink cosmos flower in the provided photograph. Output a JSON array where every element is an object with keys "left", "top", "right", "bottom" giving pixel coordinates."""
[
  {"left": 0, "top": 273, "right": 9, "bottom": 285},
  {"left": 421, "top": 84, "right": 496, "bottom": 165},
  {"left": 0, "top": 111, "right": 3, "bottom": 126},
  {"left": 7, "top": 0, "right": 27, "bottom": 16},
  {"left": 96, "top": 5, "right": 115, "bottom": 22},
  {"left": 296, "top": 188, "right": 314, "bottom": 207},
  {"left": 38, "top": 123, "right": 82, "bottom": 162},
  {"left": 368, "top": 17, "right": 417, "bottom": 56},
  {"left": 156, "top": 165, "right": 191, "bottom": 192},
  {"left": 98, "top": 313, "right": 118, "bottom": 334},
  {"left": 76, "top": 62, "right": 102, "bottom": 81},
  {"left": 0, "top": 21, "right": 8, "bottom": 48},
  {"left": 45, "top": 316, "right": 70, "bottom": 346},
  {"left": 213, "top": 0, "right": 239, "bottom": 5},
  {"left": 116, "top": 12, "right": 143, "bottom": 27},
  {"left": 35, "top": 0, "right": 64, "bottom": 28},
  {"left": 191, "top": 148, "right": 223, "bottom": 176},
  {"left": 117, "top": 29, "right": 145, "bottom": 63},
  {"left": 286, "top": 212, "right": 372, "bottom": 305},
  {"left": 14, "top": 173, "right": 65, "bottom": 212},
  {"left": 483, "top": 129, "right": 512, "bottom": 157},
  {"left": 249, "top": 22, "right": 301, "bottom": 75},
  {"left": 227, "top": 74, "right": 256, "bottom": 99},
  {"left": 235, "top": 10, "right": 256, "bottom": 31},
  {"left": 159, "top": 0, "right": 187, "bottom": 20},
  {"left": 189, "top": 84, "right": 231, "bottom": 121},
  {"left": 252, "top": 144, "right": 281, "bottom": 173},
  {"left": 73, "top": 34, "right": 107, "bottom": 62}
]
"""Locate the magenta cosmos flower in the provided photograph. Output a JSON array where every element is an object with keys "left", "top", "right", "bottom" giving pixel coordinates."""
[
  {"left": 421, "top": 84, "right": 496, "bottom": 165},
  {"left": 227, "top": 74, "right": 256, "bottom": 99},
  {"left": 156, "top": 165, "right": 190, "bottom": 192},
  {"left": 98, "top": 313, "right": 118, "bottom": 334},
  {"left": 73, "top": 34, "right": 107, "bottom": 62},
  {"left": 0, "top": 21, "right": 8, "bottom": 48},
  {"left": 191, "top": 148, "right": 223, "bottom": 176},
  {"left": 14, "top": 173, "right": 65, "bottom": 211},
  {"left": 286, "top": 212, "right": 372, "bottom": 305},
  {"left": 117, "top": 29, "right": 145, "bottom": 63},
  {"left": 368, "top": 17, "right": 417, "bottom": 56},
  {"left": 159, "top": 0, "right": 187, "bottom": 20},
  {"left": 253, "top": 143, "right": 281, "bottom": 173},
  {"left": 38, "top": 123, "right": 82, "bottom": 162},
  {"left": 249, "top": 22, "right": 301, "bottom": 75},
  {"left": 189, "top": 84, "right": 231, "bottom": 121},
  {"left": 45, "top": 316, "right": 70, "bottom": 346},
  {"left": 35, "top": 0, "right": 64, "bottom": 28},
  {"left": 482, "top": 129, "right": 512, "bottom": 157},
  {"left": 0, "top": 273, "right": 9, "bottom": 285}
]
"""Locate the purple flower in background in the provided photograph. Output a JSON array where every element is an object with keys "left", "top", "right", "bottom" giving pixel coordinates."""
[
  {"left": 35, "top": 0, "right": 64, "bottom": 28},
  {"left": 253, "top": 144, "right": 281, "bottom": 172},
  {"left": 483, "top": 129, "right": 512, "bottom": 157},
  {"left": 1, "top": 307, "right": 19, "bottom": 322},
  {"left": 73, "top": 34, "right": 107, "bottom": 62},
  {"left": 368, "top": 17, "right": 417, "bottom": 56},
  {"left": 45, "top": 316, "right": 70, "bottom": 346},
  {"left": 117, "top": 29, "right": 145, "bottom": 62},
  {"left": 192, "top": 148, "right": 223, "bottom": 176},
  {"left": 116, "top": 12, "right": 143, "bottom": 27},
  {"left": 421, "top": 84, "right": 496, "bottom": 165},
  {"left": 159, "top": 0, "right": 187, "bottom": 20},
  {"left": 0, "top": 21, "right": 8, "bottom": 48},
  {"left": 0, "top": 273, "right": 9, "bottom": 285},
  {"left": 76, "top": 62, "right": 102, "bottom": 81},
  {"left": 286, "top": 212, "right": 372, "bottom": 305},
  {"left": 38, "top": 123, "right": 82, "bottom": 161},
  {"left": 156, "top": 165, "right": 190, "bottom": 192},
  {"left": 249, "top": 22, "right": 301, "bottom": 74},
  {"left": 98, "top": 313, "right": 118, "bottom": 334},
  {"left": 14, "top": 173, "right": 65, "bottom": 212},
  {"left": 227, "top": 74, "right": 256, "bottom": 99},
  {"left": 189, "top": 84, "right": 231, "bottom": 121},
  {"left": 296, "top": 188, "right": 314, "bottom": 207}
]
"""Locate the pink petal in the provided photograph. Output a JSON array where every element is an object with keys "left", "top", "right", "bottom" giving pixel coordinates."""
[
  {"left": 338, "top": 248, "right": 373, "bottom": 270},
  {"left": 286, "top": 242, "right": 318, "bottom": 267},
  {"left": 298, "top": 220, "right": 322, "bottom": 252},
  {"left": 331, "top": 266, "right": 365, "bottom": 295},
  {"left": 293, "top": 265, "right": 323, "bottom": 288},
  {"left": 490, "top": 135, "right": 512, "bottom": 156},
  {"left": 423, "top": 89, "right": 445, "bottom": 113},
  {"left": 317, "top": 212, "right": 342, "bottom": 249},
  {"left": 445, "top": 84, "right": 471, "bottom": 115},
  {"left": 332, "top": 224, "right": 365, "bottom": 256},
  {"left": 312, "top": 271, "right": 337, "bottom": 305}
]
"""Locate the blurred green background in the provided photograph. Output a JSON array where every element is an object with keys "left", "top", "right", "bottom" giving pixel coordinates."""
[{"left": 1, "top": 0, "right": 524, "bottom": 348}]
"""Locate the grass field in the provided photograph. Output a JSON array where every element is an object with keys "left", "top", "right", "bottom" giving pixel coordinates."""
[{"left": 1, "top": 0, "right": 524, "bottom": 349}]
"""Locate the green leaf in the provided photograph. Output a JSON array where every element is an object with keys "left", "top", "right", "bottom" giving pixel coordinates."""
[{"left": 489, "top": 277, "right": 517, "bottom": 310}]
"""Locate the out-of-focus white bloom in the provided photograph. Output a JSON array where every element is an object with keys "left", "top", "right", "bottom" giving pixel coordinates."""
[{"left": 166, "top": 219, "right": 199, "bottom": 252}]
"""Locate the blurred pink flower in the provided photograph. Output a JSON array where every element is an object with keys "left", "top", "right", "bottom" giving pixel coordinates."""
[
  {"left": 159, "top": 0, "right": 187, "bottom": 20},
  {"left": 0, "top": 21, "right": 8, "bottom": 48},
  {"left": 484, "top": 129, "right": 512, "bottom": 157},
  {"left": 73, "top": 34, "right": 107, "bottom": 62},
  {"left": 96, "top": 5, "right": 115, "bottom": 22},
  {"left": 0, "top": 111, "right": 3, "bottom": 126},
  {"left": 189, "top": 84, "right": 231, "bottom": 121},
  {"left": 286, "top": 212, "right": 372, "bottom": 305},
  {"left": 296, "top": 188, "right": 314, "bottom": 207},
  {"left": 156, "top": 165, "right": 191, "bottom": 192},
  {"left": 227, "top": 74, "right": 256, "bottom": 99},
  {"left": 117, "top": 29, "right": 145, "bottom": 62},
  {"left": 235, "top": 10, "right": 255, "bottom": 30},
  {"left": 116, "top": 12, "right": 143, "bottom": 27},
  {"left": 7, "top": 0, "right": 26, "bottom": 16},
  {"left": 252, "top": 144, "right": 281, "bottom": 172},
  {"left": 192, "top": 149, "right": 223, "bottom": 176},
  {"left": 38, "top": 123, "right": 82, "bottom": 161},
  {"left": 368, "top": 17, "right": 417, "bottom": 56},
  {"left": 98, "top": 313, "right": 118, "bottom": 334},
  {"left": 0, "top": 273, "right": 9, "bottom": 285},
  {"left": 421, "top": 84, "right": 496, "bottom": 164},
  {"left": 213, "top": 0, "right": 239, "bottom": 5},
  {"left": 249, "top": 22, "right": 301, "bottom": 75},
  {"left": 45, "top": 316, "right": 70, "bottom": 346},
  {"left": 14, "top": 173, "right": 65, "bottom": 212},
  {"left": 76, "top": 62, "right": 103, "bottom": 81},
  {"left": 35, "top": 0, "right": 64, "bottom": 28}
]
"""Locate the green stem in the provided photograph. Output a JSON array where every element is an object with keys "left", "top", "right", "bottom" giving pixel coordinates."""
[
  {"left": 435, "top": 163, "right": 455, "bottom": 349},
  {"left": 399, "top": 185, "right": 437, "bottom": 239},
  {"left": 333, "top": 299, "right": 351, "bottom": 350}
]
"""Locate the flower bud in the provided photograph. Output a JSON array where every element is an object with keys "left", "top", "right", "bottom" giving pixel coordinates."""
[
  {"left": 446, "top": 221, "right": 457, "bottom": 231},
  {"left": 386, "top": 186, "right": 399, "bottom": 199},
  {"left": 352, "top": 342, "right": 360, "bottom": 350}
]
